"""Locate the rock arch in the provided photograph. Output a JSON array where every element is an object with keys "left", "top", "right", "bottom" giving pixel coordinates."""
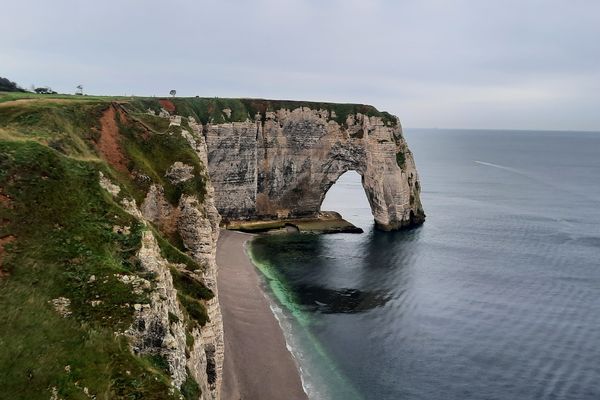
[{"left": 205, "top": 106, "right": 425, "bottom": 230}]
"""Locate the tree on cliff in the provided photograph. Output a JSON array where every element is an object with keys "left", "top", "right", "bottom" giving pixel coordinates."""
[
  {"left": 0, "top": 76, "right": 26, "bottom": 92},
  {"left": 170, "top": 89, "right": 176, "bottom": 97},
  {"left": 34, "top": 87, "right": 57, "bottom": 94}
]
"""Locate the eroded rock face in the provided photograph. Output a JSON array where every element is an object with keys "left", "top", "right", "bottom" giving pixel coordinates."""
[
  {"left": 97, "top": 174, "right": 191, "bottom": 390},
  {"left": 165, "top": 161, "right": 195, "bottom": 185},
  {"left": 99, "top": 139, "right": 223, "bottom": 399},
  {"left": 204, "top": 107, "right": 425, "bottom": 230},
  {"left": 127, "top": 230, "right": 188, "bottom": 388},
  {"left": 141, "top": 184, "right": 178, "bottom": 234},
  {"left": 177, "top": 194, "right": 223, "bottom": 396},
  {"left": 177, "top": 125, "right": 224, "bottom": 398}
]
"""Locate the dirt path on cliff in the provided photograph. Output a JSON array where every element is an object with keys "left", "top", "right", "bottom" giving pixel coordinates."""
[
  {"left": 96, "top": 105, "right": 128, "bottom": 172},
  {"left": 217, "top": 230, "right": 308, "bottom": 400}
]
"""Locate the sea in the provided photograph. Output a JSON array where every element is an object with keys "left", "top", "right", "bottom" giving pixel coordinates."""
[{"left": 247, "top": 129, "right": 600, "bottom": 400}]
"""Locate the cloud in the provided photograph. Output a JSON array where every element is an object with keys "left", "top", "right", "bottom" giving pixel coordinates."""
[{"left": 1, "top": 0, "right": 599, "bottom": 130}]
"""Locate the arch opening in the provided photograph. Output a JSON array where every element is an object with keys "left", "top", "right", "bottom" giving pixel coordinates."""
[{"left": 320, "top": 170, "right": 374, "bottom": 230}]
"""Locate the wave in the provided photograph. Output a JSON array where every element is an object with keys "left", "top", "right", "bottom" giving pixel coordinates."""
[{"left": 474, "top": 160, "right": 600, "bottom": 205}]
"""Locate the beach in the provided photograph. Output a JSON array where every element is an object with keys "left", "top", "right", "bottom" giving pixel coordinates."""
[{"left": 217, "top": 230, "right": 307, "bottom": 400}]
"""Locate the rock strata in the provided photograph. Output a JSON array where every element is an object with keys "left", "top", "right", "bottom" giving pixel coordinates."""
[
  {"left": 100, "top": 143, "right": 223, "bottom": 399},
  {"left": 203, "top": 107, "right": 425, "bottom": 230}
]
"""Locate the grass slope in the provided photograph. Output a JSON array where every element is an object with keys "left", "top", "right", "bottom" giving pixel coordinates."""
[
  {"left": 0, "top": 91, "right": 398, "bottom": 126},
  {"left": 0, "top": 94, "right": 214, "bottom": 399},
  {"left": 0, "top": 141, "right": 177, "bottom": 399},
  {"left": 128, "top": 96, "right": 398, "bottom": 126}
]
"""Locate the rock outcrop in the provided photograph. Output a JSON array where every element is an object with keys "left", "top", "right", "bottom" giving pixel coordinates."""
[
  {"left": 203, "top": 106, "right": 425, "bottom": 230},
  {"left": 101, "top": 124, "right": 224, "bottom": 399},
  {"left": 126, "top": 230, "right": 189, "bottom": 388}
]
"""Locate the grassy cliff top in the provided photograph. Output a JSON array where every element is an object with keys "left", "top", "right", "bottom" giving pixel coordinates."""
[{"left": 0, "top": 91, "right": 398, "bottom": 126}]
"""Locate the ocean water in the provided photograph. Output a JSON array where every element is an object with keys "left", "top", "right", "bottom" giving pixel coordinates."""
[{"left": 248, "top": 129, "right": 600, "bottom": 400}]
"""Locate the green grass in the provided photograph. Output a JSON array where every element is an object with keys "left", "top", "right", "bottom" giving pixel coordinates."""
[
  {"left": 126, "top": 96, "right": 398, "bottom": 127},
  {"left": 152, "top": 226, "right": 203, "bottom": 271},
  {"left": 178, "top": 294, "right": 210, "bottom": 328},
  {"left": 181, "top": 368, "right": 201, "bottom": 400},
  {"left": 0, "top": 91, "right": 127, "bottom": 104},
  {"left": 396, "top": 151, "right": 406, "bottom": 169},
  {"left": 170, "top": 267, "right": 214, "bottom": 301},
  {"left": 135, "top": 113, "right": 171, "bottom": 132},
  {"left": 0, "top": 95, "right": 214, "bottom": 399},
  {"left": 0, "top": 100, "right": 108, "bottom": 158},
  {"left": 0, "top": 141, "right": 177, "bottom": 399},
  {"left": 116, "top": 112, "right": 207, "bottom": 206},
  {"left": 0, "top": 91, "right": 399, "bottom": 127}
]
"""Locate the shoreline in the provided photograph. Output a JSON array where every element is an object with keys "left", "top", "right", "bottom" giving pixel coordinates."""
[{"left": 217, "top": 229, "right": 308, "bottom": 400}]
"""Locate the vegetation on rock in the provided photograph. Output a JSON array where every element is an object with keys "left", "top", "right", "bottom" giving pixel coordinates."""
[
  {"left": 128, "top": 96, "right": 397, "bottom": 127},
  {"left": 0, "top": 92, "right": 212, "bottom": 399},
  {"left": 396, "top": 151, "right": 406, "bottom": 169}
]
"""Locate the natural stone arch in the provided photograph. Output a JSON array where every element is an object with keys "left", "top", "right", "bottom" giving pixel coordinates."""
[
  {"left": 317, "top": 169, "right": 365, "bottom": 215},
  {"left": 318, "top": 169, "right": 372, "bottom": 225},
  {"left": 205, "top": 106, "right": 425, "bottom": 230}
]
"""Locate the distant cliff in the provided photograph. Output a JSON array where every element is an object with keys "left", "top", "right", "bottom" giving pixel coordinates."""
[
  {"left": 208, "top": 106, "right": 424, "bottom": 230},
  {"left": 136, "top": 97, "right": 425, "bottom": 230}
]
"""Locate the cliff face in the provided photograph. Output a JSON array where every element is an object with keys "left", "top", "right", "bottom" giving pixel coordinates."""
[
  {"left": 126, "top": 115, "right": 225, "bottom": 399},
  {"left": 101, "top": 159, "right": 223, "bottom": 400},
  {"left": 204, "top": 107, "right": 425, "bottom": 230},
  {"left": 95, "top": 106, "right": 226, "bottom": 400},
  {"left": 0, "top": 93, "right": 423, "bottom": 400},
  {"left": 0, "top": 96, "right": 223, "bottom": 400}
]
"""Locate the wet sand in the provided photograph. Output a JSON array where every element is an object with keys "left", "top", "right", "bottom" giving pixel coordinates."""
[{"left": 217, "top": 230, "right": 307, "bottom": 400}]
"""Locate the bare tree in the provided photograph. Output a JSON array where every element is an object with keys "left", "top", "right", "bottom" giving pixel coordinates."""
[
  {"left": 76, "top": 85, "right": 83, "bottom": 95},
  {"left": 169, "top": 89, "right": 176, "bottom": 97}
]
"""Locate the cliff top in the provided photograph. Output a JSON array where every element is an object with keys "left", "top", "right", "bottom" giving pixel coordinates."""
[{"left": 0, "top": 91, "right": 398, "bottom": 126}]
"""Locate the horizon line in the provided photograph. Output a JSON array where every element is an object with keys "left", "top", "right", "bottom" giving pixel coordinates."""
[{"left": 405, "top": 127, "right": 600, "bottom": 134}]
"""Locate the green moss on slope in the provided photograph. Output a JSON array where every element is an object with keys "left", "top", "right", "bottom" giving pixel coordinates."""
[
  {"left": 0, "top": 101, "right": 107, "bottom": 158},
  {"left": 396, "top": 151, "right": 406, "bottom": 169},
  {"left": 116, "top": 111, "right": 207, "bottom": 206},
  {"left": 126, "top": 96, "right": 398, "bottom": 127},
  {"left": 178, "top": 293, "right": 210, "bottom": 328},
  {"left": 0, "top": 96, "right": 213, "bottom": 399},
  {"left": 170, "top": 267, "right": 214, "bottom": 301},
  {"left": 181, "top": 368, "right": 201, "bottom": 400},
  {"left": 0, "top": 141, "right": 177, "bottom": 399}
]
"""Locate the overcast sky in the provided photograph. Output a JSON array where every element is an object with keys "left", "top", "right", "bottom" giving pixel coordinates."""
[{"left": 2, "top": 0, "right": 599, "bottom": 130}]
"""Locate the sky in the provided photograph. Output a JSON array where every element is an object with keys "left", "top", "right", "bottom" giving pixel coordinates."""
[{"left": 2, "top": 0, "right": 599, "bottom": 131}]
